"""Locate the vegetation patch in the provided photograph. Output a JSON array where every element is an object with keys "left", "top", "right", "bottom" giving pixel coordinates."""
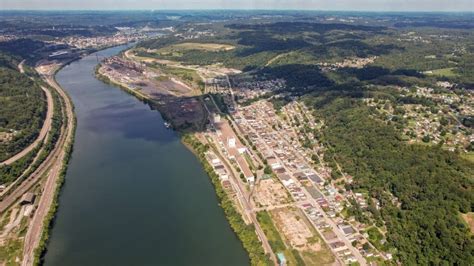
[
  {"left": 256, "top": 211, "right": 304, "bottom": 266},
  {"left": 0, "top": 65, "right": 46, "bottom": 162},
  {"left": 425, "top": 67, "right": 459, "bottom": 77}
]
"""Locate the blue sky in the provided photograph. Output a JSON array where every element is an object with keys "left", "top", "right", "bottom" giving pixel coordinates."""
[{"left": 1, "top": 0, "right": 473, "bottom": 12}]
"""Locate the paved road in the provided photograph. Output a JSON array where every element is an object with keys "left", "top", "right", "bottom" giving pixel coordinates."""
[{"left": 21, "top": 73, "right": 75, "bottom": 266}]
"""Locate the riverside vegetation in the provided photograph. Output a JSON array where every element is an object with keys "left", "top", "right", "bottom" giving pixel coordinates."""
[{"left": 182, "top": 134, "right": 271, "bottom": 266}]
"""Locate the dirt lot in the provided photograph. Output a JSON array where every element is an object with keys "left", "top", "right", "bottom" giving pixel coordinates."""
[
  {"left": 254, "top": 179, "right": 290, "bottom": 207},
  {"left": 0, "top": 132, "right": 14, "bottom": 143},
  {"left": 462, "top": 212, "right": 474, "bottom": 233},
  {"left": 99, "top": 59, "right": 206, "bottom": 131},
  {"left": 272, "top": 207, "right": 313, "bottom": 248},
  {"left": 271, "top": 207, "right": 336, "bottom": 265}
]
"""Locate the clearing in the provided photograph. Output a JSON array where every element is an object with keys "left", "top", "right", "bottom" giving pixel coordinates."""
[
  {"left": 159, "top": 42, "right": 235, "bottom": 53},
  {"left": 425, "top": 67, "right": 458, "bottom": 77},
  {"left": 461, "top": 212, "right": 474, "bottom": 234}
]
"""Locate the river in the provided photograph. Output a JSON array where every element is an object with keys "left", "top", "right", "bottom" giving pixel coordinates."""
[{"left": 43, "top": 45, "right": 249, "bottom": 266}]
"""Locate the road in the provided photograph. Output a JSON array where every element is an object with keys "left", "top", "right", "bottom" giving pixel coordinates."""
[
  {"left": 21, "top": 72, "right": 75, "bottom": 266},
  {"left": 0, "top": 62, "right": 55, "bottom": 166}
]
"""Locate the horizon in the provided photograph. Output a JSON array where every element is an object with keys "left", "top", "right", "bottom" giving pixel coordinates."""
[
  {"left": 1, "top": 9, "right": 474, "bottom": 15},
  {"left": 1, "top": 0, "right": 473, "bottom": 12}
]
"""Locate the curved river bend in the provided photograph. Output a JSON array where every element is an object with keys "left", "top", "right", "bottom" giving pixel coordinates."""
[{"left": 44, "top": 45, "right": 249, "bottom": 266}]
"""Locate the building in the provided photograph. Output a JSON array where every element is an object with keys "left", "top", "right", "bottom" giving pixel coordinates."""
[
  {"left": 227, "top": 137, "right": 236, "bottom": 148},
  {"left": 236, "top": 156, "right": 255, "bottom": 184},
  {"left": 20, "top": 192, "right": 36, "bottom": 205}
]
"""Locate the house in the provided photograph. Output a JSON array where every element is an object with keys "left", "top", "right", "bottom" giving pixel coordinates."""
[
  {"left": 307, "top": 173, "right": 324, "bottom": 186},
  {"left": 340, "top": 224, "right": 356, "bottom": 235},
  {"left": 330, "top": 241, "right": 347, "bottom": 252}
]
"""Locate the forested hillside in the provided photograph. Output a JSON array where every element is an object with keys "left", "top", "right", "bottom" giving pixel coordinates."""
[
  {"left": 0, "top": 56, "right": 46, "bottom": 162},
  {"left": 305, "top": 95, "right": 473, "bottom": 265}
]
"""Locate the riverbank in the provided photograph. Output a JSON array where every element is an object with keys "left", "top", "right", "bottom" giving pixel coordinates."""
[
  {"left": 94, "top": 64, "right": 178, "bottom": 129},
  {"left": 32, "top": 76, "right": 77, "bottom": 265},
  {"left": 23, "top": 65, "right": 77, "bottom": 265},
  {"left": 181, "top": 134, "right": 271, "bottom": 266},
  {"left": 33, "top": 116, "right": 76, "bottom": 265}
]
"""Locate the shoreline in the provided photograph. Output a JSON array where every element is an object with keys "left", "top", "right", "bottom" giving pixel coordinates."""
[
  {"left": 94, "top": 64, "right": 176, "bottom": 128},
  {"left": 181, "top": 135, "right": 270, "bottom": 266},
  {"left": 29, "top": 59, "right": 79, "bottom": 265}
]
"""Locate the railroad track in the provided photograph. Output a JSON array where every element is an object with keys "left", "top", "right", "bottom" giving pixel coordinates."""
[{"left": 21, "top": 73, "right": 75, "bottom": 266}]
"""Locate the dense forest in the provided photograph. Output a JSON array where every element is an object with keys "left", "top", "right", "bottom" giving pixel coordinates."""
[
  {"left": 305, "top": 95, "right": 473, "bottom": 265},
  {"left": 0, "top": 58, "right": 46, "bottom": 162},
  {"left": 0, "top": 39, "right": 50, "bottom": 63},
  {"left": 137, "top": 21, "right": 398, "bottom": 70}
]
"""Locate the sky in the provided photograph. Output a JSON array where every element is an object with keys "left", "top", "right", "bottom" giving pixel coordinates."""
[{"left": 1, "top": 0, "right": 473, "bottom": 12}]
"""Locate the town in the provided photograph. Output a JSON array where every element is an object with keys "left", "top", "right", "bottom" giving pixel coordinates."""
[{"left": 198, "top": 86, "right": 393, "bottom": 265}]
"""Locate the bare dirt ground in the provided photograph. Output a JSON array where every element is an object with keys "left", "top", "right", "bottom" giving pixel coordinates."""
[
  {"left": 99, "top": 58, "right": 206, "bottom": 129},
  {"left": 271, "top": 207, "right": 337, "bottom": 265},
  {"left": 254, "top": 179, "right": 290, "bottom": 207},
  {"left": 272, "top": 207, "right": 313, "bottom": 248},
  {"left": 462, "top": 212, "right": 474, "bottom": 234}
]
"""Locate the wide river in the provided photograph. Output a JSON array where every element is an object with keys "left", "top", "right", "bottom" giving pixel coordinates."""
[{"left": 43, "top": 45, "right": 249, "bottom": 265}]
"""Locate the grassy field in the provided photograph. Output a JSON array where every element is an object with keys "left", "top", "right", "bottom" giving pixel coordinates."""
[
  {"left": 157, "top": 42, "right": 235, "bottom": 54},
  {"left": 425, "top": 67, "right": 459, "bottom": 77},
  {"left": 300, "top": 249, "right": 336, "bottom": 266},
  {"left": 461, "top": 152, "right": 474, "bottom": 163},
  {"left": 256, "top": 211, "right": 304, "bottom": 265},
  {"left": 366, "top": 226, "right": 388, "bottom": 251},
  {"left": 0, "top": 238, "right": 22, "bottom": 265},
  {"left": 153, "top": 65, "right": 204, "bottom": 91},
  {"left": 296, "top": 210, "right": 336, "bottom": 265}
]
